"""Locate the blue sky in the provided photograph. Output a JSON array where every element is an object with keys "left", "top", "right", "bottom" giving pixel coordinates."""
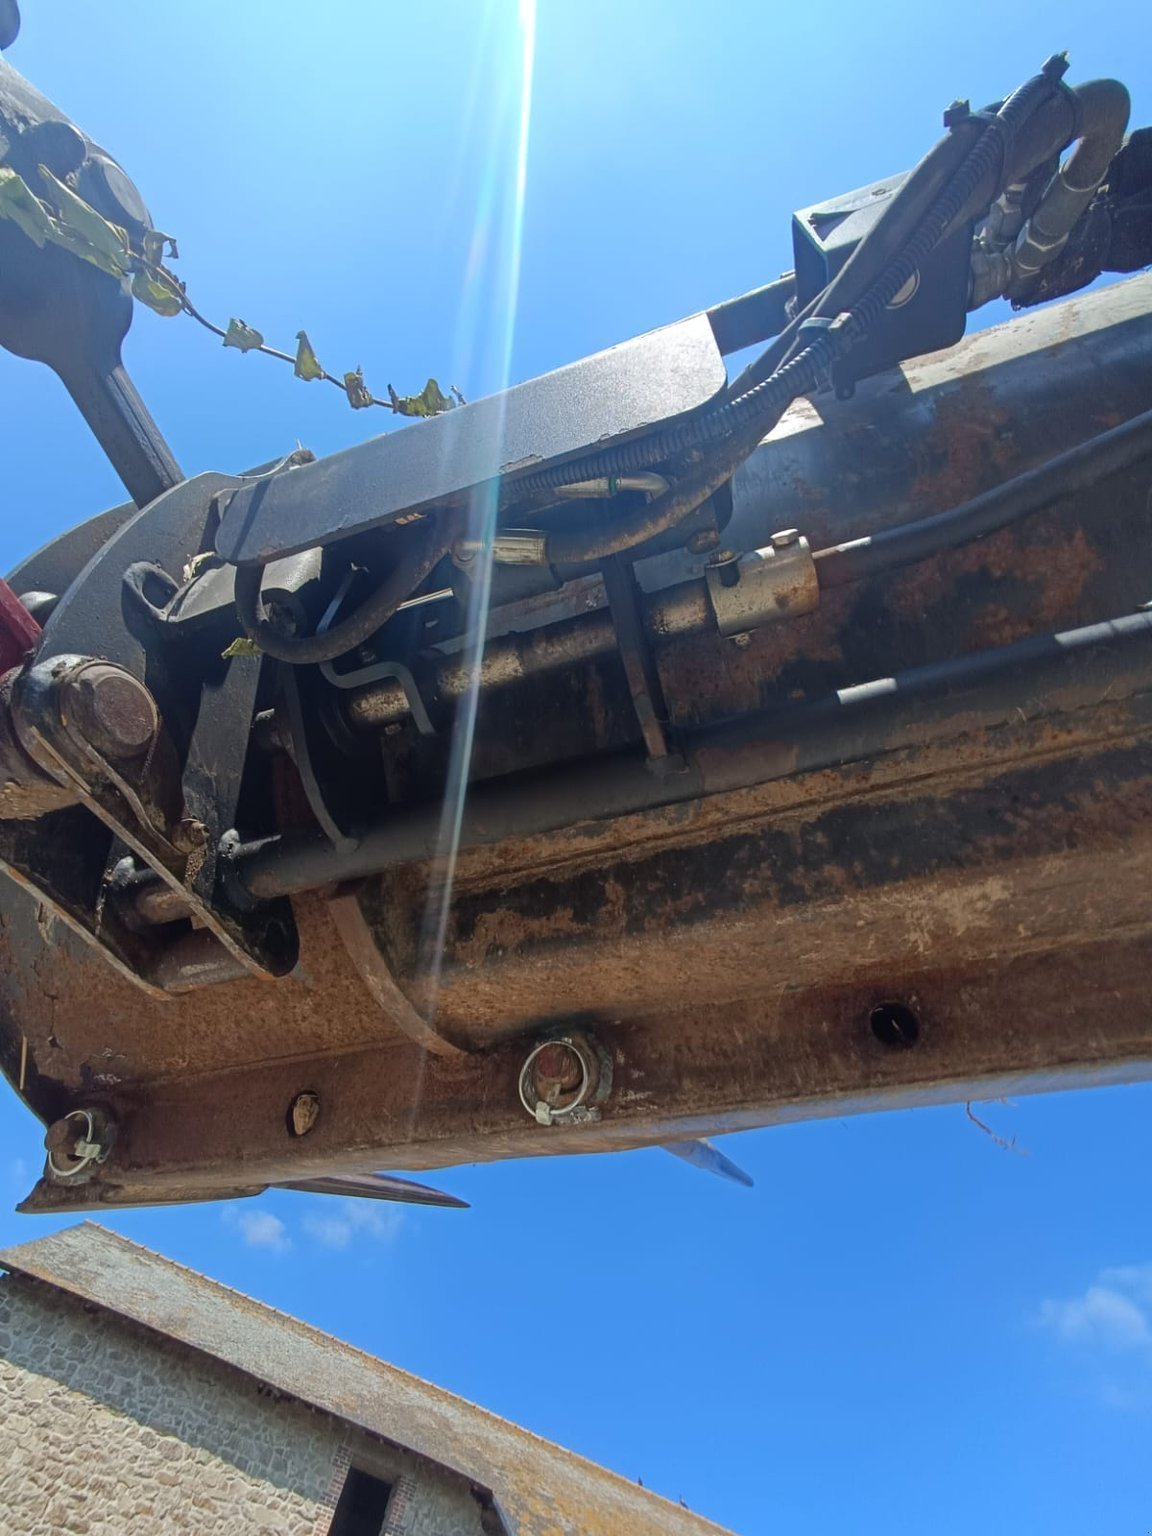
[{"left": 2, "top": 4, "right": 1152, "bottom": 1533}]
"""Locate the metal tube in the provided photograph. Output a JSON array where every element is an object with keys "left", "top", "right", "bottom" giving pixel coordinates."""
[
  {"left": 131, "top": 881, "right": 195, "bottom": 926},
  {"left": 242, "top": 611, "right": 1152, "bottom": 901},
  {"left": 549, "top": 474, "right": 670, "bottom": 500},
  {"left": 344, "top": 577, "right": 712, "bottom": 730},
  {"left": 706, "top": 275, "right": 795, "bottom": 356}
]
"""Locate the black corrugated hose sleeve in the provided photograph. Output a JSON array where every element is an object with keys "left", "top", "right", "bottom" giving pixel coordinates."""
[
  {"left": 537, "top": 66, "right": 1073, "bottom": 565},
  {"left": 521, "top": 65, "right": 1074, "bottom": 521}
]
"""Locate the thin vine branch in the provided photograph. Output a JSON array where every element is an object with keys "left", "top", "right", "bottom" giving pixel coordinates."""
[
  {"left": 0, "top": 160, "right": 463, "bottom": 419},
  {"left": 965, "top": 1101, "right": 1029, "bottom": 1156},
  {"left": 140, "top": 257, "right": 465, "bottom": 417}
]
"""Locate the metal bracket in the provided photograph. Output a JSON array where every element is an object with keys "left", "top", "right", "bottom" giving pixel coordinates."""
[
  {"left": 601, "top": 555, "right": 679, "bottom": 768},
  {"left": 316, "top": 571, "right": 436, "bottom": 735},
  {"left": 10, "top": 654, "right": 296, "bottom": 981},
  {"left": 704, "top": 532, "right": 819, "bottom": 637}
]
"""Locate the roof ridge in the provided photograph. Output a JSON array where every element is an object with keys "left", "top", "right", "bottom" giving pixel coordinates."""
[{"left": 1, "top": 1223, "right": 724, "bottom": 1527}]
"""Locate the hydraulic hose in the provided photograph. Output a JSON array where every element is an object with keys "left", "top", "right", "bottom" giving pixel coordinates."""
[
  {"left": 812, "top": 406, "right": 1152, "bottom": 588},
  {"left": 233, "top": 516, "right": 455, "bottom": 665},
  {"left": 228, "top": 64, "right": 1124, "bottom": 647},
  {"left": 1007, "top": 78, "right": 1130, "bottom": 296},
  {"left": 534, "top": 64, "right": 1071, "bottom": 565},
  {"left": 723, "top": 110, "right": 988, "bottom": 403}
]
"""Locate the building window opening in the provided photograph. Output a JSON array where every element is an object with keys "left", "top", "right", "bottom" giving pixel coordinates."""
[{"left": 328, "top": 1467, "right": 394, "bottom": 1536}]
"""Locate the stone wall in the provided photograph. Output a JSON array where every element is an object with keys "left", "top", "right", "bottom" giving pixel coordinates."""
[{"left": 0, "top": 1271, "right": 488, "bottom": 1536}]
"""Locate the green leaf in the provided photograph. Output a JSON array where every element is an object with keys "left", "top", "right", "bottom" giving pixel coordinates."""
[
  {"left": 0, "top": 165, "right": 57, "bottom": 247},
  {"left": 343, "top": 368, "right": 373, "bottom": 409},
  {"left": 131, "top": 267, "right": 183, "bottom": 317},
  {"left": 221, "top": 636, "right": 263, "bottom": 658},
  {"left": 37, "top": 164, "right": 130, "bottom": 277},
  {"left": 294, "top": 329, "right": 324, "bottom": 381},
  {"left": 388, "top": 377, "right": 455, "bottom": 418},
  {"left": 224, "top": 317, "right": 265, "bottom": 353}
]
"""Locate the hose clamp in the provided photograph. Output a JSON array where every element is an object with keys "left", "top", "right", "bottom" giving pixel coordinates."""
[{"left": 705, "top": 536, "right": 820, "bottom": 637}]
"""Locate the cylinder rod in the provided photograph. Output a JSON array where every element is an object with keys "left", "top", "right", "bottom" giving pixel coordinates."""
[{"left": 235, "top": 611, "right": 1152, "bottom": 902}]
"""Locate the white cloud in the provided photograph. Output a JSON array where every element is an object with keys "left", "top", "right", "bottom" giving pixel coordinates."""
[
  {"left": 1038, "top": 1266, "right": 1152, "bottom": 1354},
  {"left": 301, "top": 1198, "right": 404, "bottom": 1251},
  {"left": 1099, "top": 1264, "right": 1152, "bottom": 1308},
  {"left": 223, "top": 1206, "right": 290, "bottom": 1253}
]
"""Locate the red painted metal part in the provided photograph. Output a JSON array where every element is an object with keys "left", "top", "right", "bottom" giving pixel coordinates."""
[{"left": 0, "top": 579, "right": 40, "bottom": 675}]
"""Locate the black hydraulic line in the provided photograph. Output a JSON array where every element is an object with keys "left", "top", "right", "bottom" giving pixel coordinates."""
[
  {"left": 525, "top": 64, "right": 1084, "bottom": 567},
  {"left": 513, "top": 63, "right": 1077, "bottom": 513},
  {"left": 231, "top": 610, "right": 1152, "bottom": 901},
  {"left": 726, "top": 118, "right": 986, "bottom": 401},
  {"left": 813, "top": 406, "right": 1152, "bottom": 588},
  {"left": 219, "top": 64, "right": 1125, "bottom": 650},
  {"left": 1007, "top": 78, "right": 1130, "bottom": 296},
  {"left": 233, "top": 517, "right": 456, "bottom": 665}
]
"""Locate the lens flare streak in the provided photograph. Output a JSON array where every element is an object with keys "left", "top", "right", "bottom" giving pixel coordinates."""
[{"left": 410, "top": 0, "right": 537, "bottom": 1097}]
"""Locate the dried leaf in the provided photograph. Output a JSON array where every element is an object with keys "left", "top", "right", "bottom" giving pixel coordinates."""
[
  {"left": 38, "top": 164, "right": 130, "bottom": 276},
  {"left": 181, "top": 551, "right": 218, "bottom": 583},
  {"left": 294, "top": 329, "right": 324, "bottom": 381},
  {"left": 388, "top": 377, "right": 455, "bottom": 418},
  {"left": 0, "top": 165, "right": 57, "bottom": 247},
  {"left": 224, "top": 317, "right": 265, "bottom": 353},
  {"left": 343, "top": 368, "right": 373, "bottom": 409},
  {"left": 221, "top": 636, "right": 263, "bottom": 658},
  {"left": 131, "top": 267, "right": 183, "bottom": 317},
  {"left": 142, "top": 228, "right": 178, "bottom": 267}
]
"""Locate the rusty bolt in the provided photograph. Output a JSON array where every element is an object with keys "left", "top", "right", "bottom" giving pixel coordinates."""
[
  {"left": 171, "top": 818, "right": 209, "bottom": 855},
  {"left": 531, "top": 1041, "right": 583, "bottom": 1097},
  {"left": 288, "top": 1090, "right": 320, "bottom": 1137},
  {"left": 44, "top": 1116, "right": 79, "bottom": 1164},
  {"left": 66, "top": 663, "right": 158, "bottom": 760},
  {"left": 687, "top": 527, "right": 721, "bottom": 555},
  {"left": 518, "top": 1031, "right": 610, "bottom": 1125},
  {"left": 770, "top": 528, "right": 801, "bottom": 550},
  {"left": 729, "top": 631, "right": 753, "bottom": 649},
  {"left": 44, "top": 1107, "right": 116, "bottom": 1181}
]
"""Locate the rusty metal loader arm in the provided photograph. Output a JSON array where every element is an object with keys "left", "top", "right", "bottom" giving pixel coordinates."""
[{"left": 1, "top": 24, "right": 1151, "bottom": 1216}]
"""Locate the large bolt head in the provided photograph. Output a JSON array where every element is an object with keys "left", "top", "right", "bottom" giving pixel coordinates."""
[
  {"left": 67, "top": 663, "right": 158, "bottom": 759},
  {"left": 531, "top": 1041, "right": 584, "bottom": 1097}
]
